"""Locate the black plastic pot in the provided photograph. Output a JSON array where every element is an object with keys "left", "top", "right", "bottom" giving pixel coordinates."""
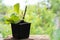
[{"left": 11, "top": 20, "right": 31, "bottom": 39}]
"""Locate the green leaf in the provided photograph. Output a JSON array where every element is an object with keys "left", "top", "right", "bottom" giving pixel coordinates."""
[{"left": 14, "top": 3, "right": 20, "bottom": 14}]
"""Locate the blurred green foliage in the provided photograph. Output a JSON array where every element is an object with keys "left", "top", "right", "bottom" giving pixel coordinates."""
[{"left": 53, "top": 29, "right": 60, "bottom": 40}]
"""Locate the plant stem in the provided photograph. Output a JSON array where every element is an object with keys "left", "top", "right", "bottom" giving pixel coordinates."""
[{"left": 23, "top": 6, "right": 27, "bottom": 20}]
